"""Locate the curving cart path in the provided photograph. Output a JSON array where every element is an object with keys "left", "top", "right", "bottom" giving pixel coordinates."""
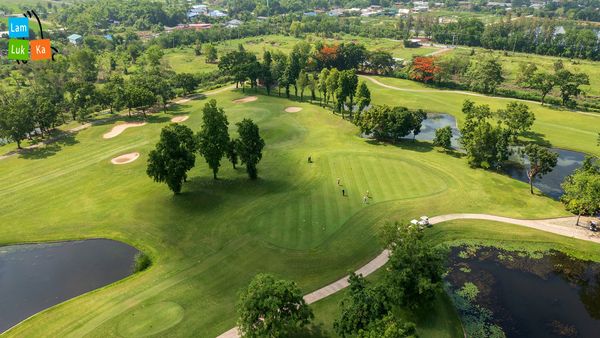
[{"left": 217, "top": 213, "right": 600, "bottom": 338}]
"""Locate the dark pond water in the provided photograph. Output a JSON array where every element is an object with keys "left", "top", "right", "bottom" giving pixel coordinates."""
[
  {"left": 504, "top": 148, "right": 586, "bottom": 200},
  {"left": 446, "top": 246, "right": 600, "bottom": 338},
  {"left": 0, "top": 239, "right": 139, "bottom": 333},
  {"left": 407, "top": 113, "right": 461, "bottom": 148}
]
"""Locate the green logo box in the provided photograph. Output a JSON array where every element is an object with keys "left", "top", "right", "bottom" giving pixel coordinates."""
[{"left": 8, "top": 39, "right": 29, "bottom": 60}]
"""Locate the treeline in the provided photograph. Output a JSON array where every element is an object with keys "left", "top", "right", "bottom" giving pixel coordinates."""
[
  {"left": 53, "top": 0, "right": 189, "bottom": 34},
  {"left": 0, "top": 46, "right": 209, "bottom": 149},
  {"left": 407, "top": 54, "right": 591, "bottom": 109},
  {"left": 288, "top": 16, "right": 600, "bottom": 61},
  {"left": 147, "top": 100, "right": 265, "bottom": 194},
  {"left": 234, "top": 220, "right": 445, "bottom": 337}
]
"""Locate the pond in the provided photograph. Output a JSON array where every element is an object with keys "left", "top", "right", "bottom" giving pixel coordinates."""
[
  {"left": 0, "top": 239, "right": 139, "bottom": 333},
  {"left": 407, "top": 113, "right": 461, "bottom": 148},
  {"left": 504, "top": 148, "right": 586, "bottom": 200},
  {"left": 446, "top": 246, "right": 600, "bottom": 338}
]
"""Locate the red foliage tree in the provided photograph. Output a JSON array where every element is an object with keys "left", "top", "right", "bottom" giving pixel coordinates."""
[
  {"left": 410, "top": 56, "right": 440, "bottom": 83},
  {"left": 314, "top": 44, "right": 339, "bottom": 69}
]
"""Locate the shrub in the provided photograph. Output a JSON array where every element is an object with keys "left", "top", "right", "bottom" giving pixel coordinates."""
[{"left": 134, "top": 252, "right": 152, "bottom": 272}]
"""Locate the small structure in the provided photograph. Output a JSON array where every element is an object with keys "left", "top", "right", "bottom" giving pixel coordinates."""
[
  {"left": 67, "top": 34, "right": 83, "bottom": 45},
  {"left": 225, "top": 19, "right": 243, "bottom": 28},
  {"left": 103, "top": 34, "right": 113, "bottom": 41},
  {"left": 209, "top": 9, "right": 227, "bottom": 18}
]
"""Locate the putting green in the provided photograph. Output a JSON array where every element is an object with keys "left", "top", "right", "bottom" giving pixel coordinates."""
[{"left": 117, "top": 302, "right": 184, "bottom": 337}]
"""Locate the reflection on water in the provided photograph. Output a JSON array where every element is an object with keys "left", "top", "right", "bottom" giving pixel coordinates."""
[
  {"left": 446, "top": 246, "right": 600, "bottom": 338},
  {"left": 407, "top": 113, "right": 460, "bottom": 148},
  {"left": 0, "top": 239, "right": 139, "bottom": 333},
  {"left": 504, "top": 148, "right": 585, "bottom": 200}
]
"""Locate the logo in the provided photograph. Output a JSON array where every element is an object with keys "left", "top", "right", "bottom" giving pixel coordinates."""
[{"left": 6, "top": 10, "right": 59, "bottom": 64}]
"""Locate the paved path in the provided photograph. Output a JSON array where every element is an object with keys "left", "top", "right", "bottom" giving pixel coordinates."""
[
  {"left": 362, "top": 76, "right": 600, "bottom": 118},
  {"left": 216, "top": 213, "right": 599, "bottom": 338}
]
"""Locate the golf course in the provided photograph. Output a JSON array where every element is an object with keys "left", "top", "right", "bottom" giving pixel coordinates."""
[{"left": 2, "top": 70, "right": 600, "bottom": 337}]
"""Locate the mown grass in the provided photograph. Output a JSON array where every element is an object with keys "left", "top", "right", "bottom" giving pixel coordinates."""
[{"left": 1, "top": 78, "right": 597, "bottom": 338}]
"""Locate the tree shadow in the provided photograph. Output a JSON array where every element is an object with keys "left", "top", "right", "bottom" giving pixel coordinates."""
[
  {"left": 365, "top": 138, "right": 435, "bottom": 153},
  {"left": 522, "top": 131, "right": 552, "bottom": 148},
  {"left": 19, "top": 131, "right": 79, "bottom": 160},
  {"left": 289, "top": 323, "right": 330, "bottom": 338}
]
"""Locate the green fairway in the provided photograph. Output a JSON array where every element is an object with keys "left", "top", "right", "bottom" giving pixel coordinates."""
[{"left": 2, "top": 79, "right": 598, "bottom": 337}]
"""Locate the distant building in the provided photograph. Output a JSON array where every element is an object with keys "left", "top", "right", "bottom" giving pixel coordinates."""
[
  {"left": 188, "top": 4, "right": 208, "bottom": 18},
  {"left": 167, "top": 23, "right": 212, "bottom": 31},
  {"left": 303, "top": 11, "right": 317, "bottom": 17},
  {"left": 209, "top": 9, "right": 227, "bottom": 18},
  {"left": 328, "top": 8, "right": 344, "bottom": 17},
  {"left": 553, "top": 26, "right": 566, "bottom": 36},
  {"left": 104, "top": 34, "right": 113, "bottom": 41},
  {"left": 225, "top": 19, "right": 243, "bottom": 28},
  {"left": 67, "top": 34, "right": 83, "bottom": 45}
]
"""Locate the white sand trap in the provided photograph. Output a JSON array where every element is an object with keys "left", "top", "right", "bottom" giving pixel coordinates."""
[
  {"left": 233, "top": 96, "right": 258, "bottom": 104},
  {"left": 111, "top": 152, "right": 140, "bottom": 165},
  {"left": 285, "top": 107, "right": 303, "bottom": 113},
  {"left": 171, "top": 116, "right": 189, "bottom": 123},
  {"left": 103, "top": 122, "right": 147, "bottom": 139}
]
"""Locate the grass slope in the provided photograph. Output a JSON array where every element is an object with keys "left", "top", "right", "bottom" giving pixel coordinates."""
[{"left": 1, "top": 83, "right": 596, "bottom": 337}]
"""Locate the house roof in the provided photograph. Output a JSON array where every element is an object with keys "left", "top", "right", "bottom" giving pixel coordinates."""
[{"left": 68, "top": 34, "right": 82, "bottom": 40}]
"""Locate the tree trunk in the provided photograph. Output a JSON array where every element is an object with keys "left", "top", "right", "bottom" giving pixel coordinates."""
[
  {"left": 576, "top": 213, "right": 581, "bottom": 226},
  {"left": 530, "top": 178, "right": 534, "bottom": 194},
  {"left": 213, "top": 170, "right": 217, "bottom": 180}
]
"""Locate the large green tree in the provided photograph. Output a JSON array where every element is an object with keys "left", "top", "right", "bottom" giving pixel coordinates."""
[
  {"left": 561, "top": 158, "right": 600, "bottom": 225},
  {"left": 235, "top": 119, "right": 265, "bottom": 180},
  {"left": 465, "top": 55, "right": 504, "bottom": 94},
  {"left": 197, "top": 100, "right": 230, "bottom": 179},
  {"left": 237, "top": 273, "right": 313, "bottom": 338},
  {"left": 334, "top": 273, "right": 388, "bottom": 337},
  {"left": 433, "top": 126, "right": 453, "bottom": 150},
  {"left": 522, "top": 144, "right": 558, "bottom": 195},
  {"left": 147, "top": 124, "right": 198, "bottom": 194},
  {"left": 379, "top": 221, "right": 445, "bottom": 310},
  {"left": 497, "top": 102, "right": 535, "bottom": 142},
  {"left": 355, "top": 81, "right": 371, "bottom": 116}
]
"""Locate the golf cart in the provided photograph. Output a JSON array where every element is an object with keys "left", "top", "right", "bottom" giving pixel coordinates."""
[
  {"left": 590, "top": 220, "right": 598, "bottom": 232},
  {"left": 411, "top": 216, "right": 430, "bottom": 230}
]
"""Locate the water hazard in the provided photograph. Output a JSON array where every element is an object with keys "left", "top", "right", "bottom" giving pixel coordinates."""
[{"left": 0, "top": 239, "right": 139, "bottom": 333}]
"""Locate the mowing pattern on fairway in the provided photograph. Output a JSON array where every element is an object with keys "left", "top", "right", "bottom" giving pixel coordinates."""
[
  {"left": 117, "top": 302, "right": 184, "bottom": 337},
  {"left": 252, "top": 153, "right": 448, "bottom": 249}
]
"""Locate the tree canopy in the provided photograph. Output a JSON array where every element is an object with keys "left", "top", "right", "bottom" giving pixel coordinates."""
[{"left": 237, "top": 273, "right": 313, "bottom": 338}]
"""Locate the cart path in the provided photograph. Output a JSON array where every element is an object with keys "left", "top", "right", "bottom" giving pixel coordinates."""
[
  {"left": 216, "top": 213, "right": 599, "bottom": 338},
  {"left": 362, "top": 75, "right": 600, "bottom": 118}
]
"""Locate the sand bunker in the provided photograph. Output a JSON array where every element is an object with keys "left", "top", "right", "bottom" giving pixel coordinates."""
[
  {"left": 103, "top": 122, "right": 147, "bottom": 139},
  {"left": 111, "top": 152, "right": 140, "bottom": 165},
  {"left": 285, "top": 107, "right": 303, "bottom": 113},
  {"left": 233, "top": 96, "right": 258, "bottom": 104},
  {"left": 171, "top": 116, "right": 189, "bottom": 123}
]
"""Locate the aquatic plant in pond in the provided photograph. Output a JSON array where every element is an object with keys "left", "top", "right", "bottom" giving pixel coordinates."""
[{"left": 446, "top": 246, "right": 600, "bottom": 338}]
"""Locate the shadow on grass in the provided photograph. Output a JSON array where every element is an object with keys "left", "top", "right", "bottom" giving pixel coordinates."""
[
  {"left": 365, "top": 138, "right": 435, "bottom": 153},
  {"left": 522, "top": 131, "right": 552, "bottom": 148},
  {"left": 19, "top": 131, "right": 79, "bottom": 160},
  {"left": 289, "top": 323, "right": 330, "bottom": 338}
]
